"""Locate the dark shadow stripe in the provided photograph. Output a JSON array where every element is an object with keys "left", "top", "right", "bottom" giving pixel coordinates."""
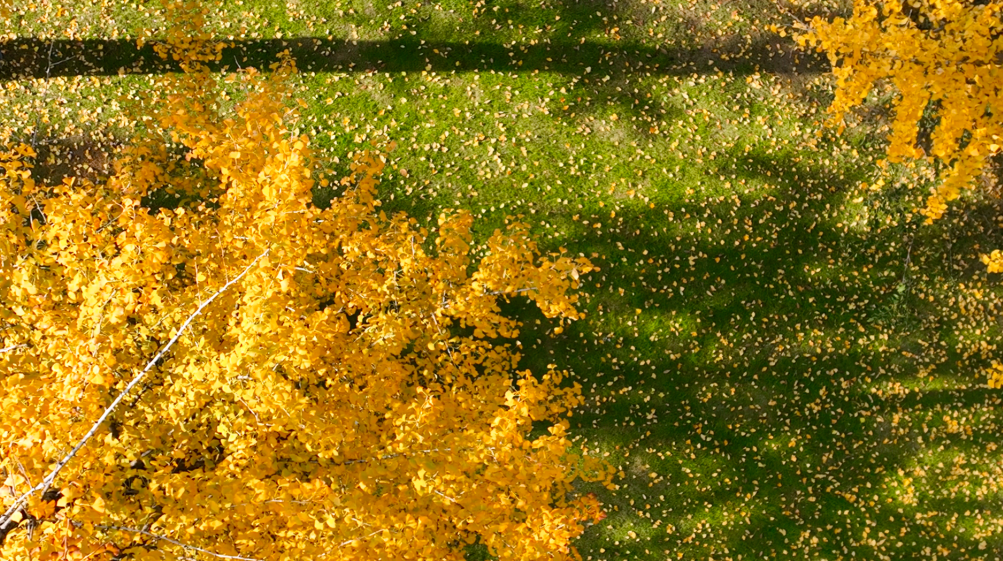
[{"left": 0, "top": 36, "right": 825, "bottom": 79}]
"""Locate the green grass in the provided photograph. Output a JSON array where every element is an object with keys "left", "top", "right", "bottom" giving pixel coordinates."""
[{"left": 7, "top": 0, "right": 1003, "bottom": 559}]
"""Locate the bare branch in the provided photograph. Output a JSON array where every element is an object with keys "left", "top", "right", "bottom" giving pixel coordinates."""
[
  {"left": 0, "top": 344, "right": 27, "bottom": 354},
  {"left": 101, "top": 524, "right": 263, "bottom": 561},
  {"left": 485, "top": 287, "right": 537, "bottom": 296},
  {"left": 332, "top": 447, "right": 452, "bottom": 467},
  {"left": 0, "top": 249, "right": 270, "bottom": 536},
  {"left": 339, "top": 528, "right": 388, "bottom": 548}
]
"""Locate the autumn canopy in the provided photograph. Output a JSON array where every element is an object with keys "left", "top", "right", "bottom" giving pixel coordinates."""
[{"left": 799, "top": 0, "right": 1003, "bottom": 226}]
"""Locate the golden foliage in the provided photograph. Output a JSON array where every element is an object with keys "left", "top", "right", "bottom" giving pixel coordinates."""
[
  {"left": 0, "top": 9, "right": 608, "bottom": 559},
  {"left": 799, "top": 0, "right": 1003, "bottom": 224}
]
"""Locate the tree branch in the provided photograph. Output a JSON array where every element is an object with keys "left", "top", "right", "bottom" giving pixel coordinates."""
[
  {"left": 485, "top": 287, "right": 537, "bottom": 296},
  {"left": 0, "top": 344, "right": 27, "bottom": 354},
  {"left": 101, "top": 524, "right": 263, "bottom": 561},
  {"left": 326, "top": 446, "right": 457, "bottom": 468},
  {"left": 0, "top": 249, "right": 270, "bottom": 537}
]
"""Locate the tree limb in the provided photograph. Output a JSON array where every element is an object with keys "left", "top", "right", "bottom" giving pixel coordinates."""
[{"left": 101, "top": 524, "right": 263, "bottom": 561}]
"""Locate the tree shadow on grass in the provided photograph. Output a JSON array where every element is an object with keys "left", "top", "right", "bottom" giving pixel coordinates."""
[
  {"left": 0, "top": 0, "right": 830, "bottom": 80},
  {"left": 0, "top": 35, "right": 825, "bottom": 81},
  {"left": 493, "top": 136, "right": 1003, "bottom": 558}
]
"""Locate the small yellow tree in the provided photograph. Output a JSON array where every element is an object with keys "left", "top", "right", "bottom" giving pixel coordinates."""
[
  {"left": 799, "top": 0, "right": 1003, "bottom": 232},
  {"left": 0, "top": 15, "right": 607, "bottom": 561}
]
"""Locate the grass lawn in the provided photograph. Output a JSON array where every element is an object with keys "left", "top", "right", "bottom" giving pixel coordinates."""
[{"left": 5, "top": 0, "right": 1003, "bottom": 559}]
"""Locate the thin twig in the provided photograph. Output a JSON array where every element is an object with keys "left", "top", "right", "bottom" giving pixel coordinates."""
[
  {"left": 100, "top": 524, "right": 262, "bottom": 561},
  {"left": 902, "top": 233, "right": 915, "bottom": 286},
  {"left": 485, "top": 287, "right": 537, "bottom": 296},
  {"left": 333, "top": 447, "right": 452, "bottom": 467},
  {"left": 28, "top": 41, "right": 57, "bottom": 149},
  {"left": 339, "top": 528, "right": 388, "bottom": 548},
  {"left": 0, "top": 249, "right": 270, "bottom": 535},
  {"left": 0, "top": 344, "right": 28, "bottom": 354}
]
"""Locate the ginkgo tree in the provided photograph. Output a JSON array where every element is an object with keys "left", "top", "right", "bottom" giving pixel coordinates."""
[
  {"left": 0, "top": 7, "right": 608, "bottom": 560},
  {"left": 798, "top": 0, "right": 1003, "bottom": 240}
]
